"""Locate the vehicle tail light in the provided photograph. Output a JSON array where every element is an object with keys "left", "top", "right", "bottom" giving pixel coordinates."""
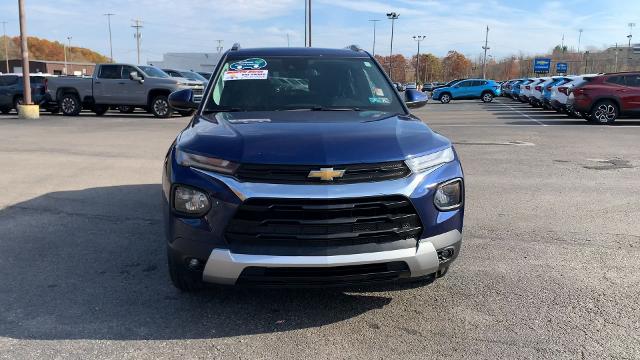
[
  {"left": 525, "top": 85, "right": 531, "bottom": 90},
  {"left": 535, "top": 85, "right": 542, "bottom": 91},
  {"left": 558, "top": 87, "right": 568, "bottom": 95},
  {"left": 546, "top": 86, "right": 552, "bottom": 91},
  {"left": 573, "top": 88, "right": 585, "bottom": 96}
]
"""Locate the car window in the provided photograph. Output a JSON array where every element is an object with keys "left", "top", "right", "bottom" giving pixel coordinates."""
[
  {"left": 121, "top": 66, "right": 140, "bottom": 80},
  {"left": 205, "top": 56, "right": 405, "bottom": 114},
  {"left": 623, "top": 75, "right": 640, "bottom": 87},
  {"left": 456, "top": 81, "right": 471, "bottom": 87},
  {"left": 98, "top": 65, "right": 122, "bottom": 79},
  {"left": 606, "top": 76, "right": 625, "bottom": 85},
  {"left": 0, "top": 75, "right": 18, "bottom": 86},
  {"left": 139, "top": 66, "right": 170, "bottom": 78}
]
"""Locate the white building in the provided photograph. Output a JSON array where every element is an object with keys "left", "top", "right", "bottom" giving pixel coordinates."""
[{"left": 148, "top": 52, "right": 223, "bottom": 72}]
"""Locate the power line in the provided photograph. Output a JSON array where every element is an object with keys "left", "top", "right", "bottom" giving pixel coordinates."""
[{"left": 131, "top": 19, "right": 143, "bottom": 64}]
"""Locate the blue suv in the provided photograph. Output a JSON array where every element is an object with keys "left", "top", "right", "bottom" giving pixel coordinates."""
[
  {"left": 432, "top": 79, "right": 501, "bottom": 103},
  {"left": 162, "top": 46, "right": 465, "bottom": 290}
]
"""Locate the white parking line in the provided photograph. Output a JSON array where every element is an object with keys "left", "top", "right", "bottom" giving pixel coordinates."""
[{"left": 494, "top": 102, "right": 547, "bottom": 126}]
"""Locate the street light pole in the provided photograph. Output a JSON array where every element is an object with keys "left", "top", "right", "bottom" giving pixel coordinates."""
[
  {"left": 1, "top": 21, "right": 8, "bottom": 73},
  {"left": 386, "top": 12, "right": 399, "bottom": 79},
  {"left": 629, "top": 23, "right": 636, "bottom": 48},
  {"left": 104, "top": 13, "right": 114, "bottom": 62},
  {"left": 413, "top": 35, "right": 425, "bottom": 84},
  {"left": 481, "top": 26, "right": 490, "bottom": 79},
  {"left": 17, "top": 0, "right": 31, "bottom": 105},
  {"left": 65, "top": 36, "right": 72, "bottom": 75},
  {"left": 368, "top": 19, "right": 380, "bottom": 56}
]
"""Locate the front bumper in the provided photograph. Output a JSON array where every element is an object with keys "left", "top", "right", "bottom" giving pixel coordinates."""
[
  {"left": 202, "top": 230, "right": 461, "bottom": 285},
  {"left": 163, "top": 147, "right": 465, "bottom": 286}
]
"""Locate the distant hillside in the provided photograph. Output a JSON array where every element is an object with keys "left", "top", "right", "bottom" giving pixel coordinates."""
[{"left": 0, "top": 36, "right": 110, "bottom": 64}]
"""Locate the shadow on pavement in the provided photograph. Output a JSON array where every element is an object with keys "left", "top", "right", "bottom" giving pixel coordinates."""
[{"left": 0, "top": 184, "right": 395, "bottom": 340}]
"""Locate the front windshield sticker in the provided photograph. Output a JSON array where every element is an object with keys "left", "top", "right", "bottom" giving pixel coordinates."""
[
  {"left": 374, "top": 88, "right": 385, "bottom": 96},
  {"left": 364, "top": 61, "right": 372, "bottom": 67},
  {"left": 369, "top": 97, "right": 391, "bottom": 104},
  {"left": 223, "top": 69, "right": 269, "bottom": 81},
  {"left": 229, "top": 58, "right": 268, "bottom": 70}
]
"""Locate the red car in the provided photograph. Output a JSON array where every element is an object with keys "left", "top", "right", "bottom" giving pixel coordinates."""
[{"left": 568, "top": 72, "right": 640, "bottom": 124}]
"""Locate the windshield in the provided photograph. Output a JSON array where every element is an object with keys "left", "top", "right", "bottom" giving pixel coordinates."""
[
  {"left": 204, "top": 56, "right": 405, "bottom": 113},
  {"left": 180, "top": 71, "right": 208, "bottom": 82},
  {"left": 139, "top": 66, "right": 170, "bottom": 78}
]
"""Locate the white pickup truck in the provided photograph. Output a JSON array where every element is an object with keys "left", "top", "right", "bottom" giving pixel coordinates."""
[{"left": 46, "top": 64, "right": 204, "bottom": 118}]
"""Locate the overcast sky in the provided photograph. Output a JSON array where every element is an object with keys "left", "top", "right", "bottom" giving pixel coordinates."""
[{"left": 1, "top": 0, "right": 638, "bottom": 64}]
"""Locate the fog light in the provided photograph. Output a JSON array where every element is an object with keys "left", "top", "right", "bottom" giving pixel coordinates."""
[
  {"left": 173, "top": 185, "right": 210, "bottom": 215},
  {"left": 434, "top": 178, "right": 463, "bottom": 211},
  {"left": 187, "top": 258, "right": 201, "bottom": 269},
  {"left": 437, "top": 247, "right": 455, "bottom": 263}
]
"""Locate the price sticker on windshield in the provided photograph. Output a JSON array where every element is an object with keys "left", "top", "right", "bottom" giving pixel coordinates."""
[{"left": 223, "top": 70, "right": 269, "bottom": 81}]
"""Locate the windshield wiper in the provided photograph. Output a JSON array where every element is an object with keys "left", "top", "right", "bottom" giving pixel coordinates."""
[
  {"left": 280, "top": 106, "right": 361, "bottom": 111},
  {"left": 202, "top": 107, "right": 242, "bottom": 114}
]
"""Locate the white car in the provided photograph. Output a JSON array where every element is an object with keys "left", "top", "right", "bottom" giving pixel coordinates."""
[
  {"left": 518, "top": 78, "right": 539, "bottom": 102},
  {"left": 549, "top": 74, "right": 600, "bottom": 115},
  {"left": 528, "top": 77, "right": 552, "bottom": 107}
]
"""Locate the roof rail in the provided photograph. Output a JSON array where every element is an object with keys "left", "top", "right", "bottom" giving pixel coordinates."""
[
  {"left": 231, "top": 43, "right": 241, "bottom": 51},
  {"left": 345, "top": 44, "right": 364, "bottom": 52}
]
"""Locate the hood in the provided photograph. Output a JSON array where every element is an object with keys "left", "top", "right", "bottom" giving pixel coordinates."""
[{"left": 177, "top": 111, "right": 451, "bottom": 165}]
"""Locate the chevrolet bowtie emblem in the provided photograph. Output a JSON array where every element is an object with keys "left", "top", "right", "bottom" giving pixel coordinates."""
[{"left": 307, "top": 168, "right": 346, "bottom": 181}]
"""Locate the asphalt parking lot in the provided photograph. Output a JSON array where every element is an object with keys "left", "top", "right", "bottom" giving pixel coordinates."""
[{"left": 1, "top": 99, "right": 639, "bottom": 359}]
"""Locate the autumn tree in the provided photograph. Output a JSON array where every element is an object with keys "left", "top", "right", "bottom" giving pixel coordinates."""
[
  {"left": 0, "top": 36, "right": 109, "bottom": 64},
  {"left": 442, "top": 51, "right": 472, "bottom": 80}
]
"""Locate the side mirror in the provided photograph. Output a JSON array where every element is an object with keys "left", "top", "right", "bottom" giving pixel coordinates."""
[
  {"left": 130, "top": 71, "right": 144, "bottom": 83},
  {"left": 395, "top": 83, "right": 405, "bottom": 92},
  {"left": 169, "top": 89, "right": 198, "bottom": 110},
  {"left": 404, "top": 89, "right": 429, "bottom": 109}
]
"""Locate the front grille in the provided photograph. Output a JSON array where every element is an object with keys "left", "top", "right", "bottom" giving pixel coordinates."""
[
  {"left": 237, "top": 262, "right": 410, "bottom": 287},
  {"left": 225, "top": 196, "right": 423, "bottom": 255},
  {"left": 235, "top": 161, "right": 411, "bottom": 184}
]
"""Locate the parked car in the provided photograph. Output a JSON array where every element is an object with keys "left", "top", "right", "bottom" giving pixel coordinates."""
[
  {"left": 432, "top": 79, "right": 465, "bottom": 91},
  {"left": 421, "top": 83, "right": 434, "bottom": 92},
  {"left": 162, "top": 68, "right": 209, "bottom": 87},
  {"left": 162, "top": 46, "right": 462, "bottom": 291},
  {"left": 541, "top": 77, "right": 571, "bottom": 109},
  {"left": 568, "top": 72, "right": 640, "bottom": 124},
  {"left": 529, "top": 77, "right": 552, "bottom": 107},
  {"left": 550, "top": 75, "right": 597, "bottom": 115},
  {"left": 405, "top": 82, "right": 418, "bottom": 90},
  {"left": 0, "top": 73, "right": 58, "bottom": 114},
  {"left": 46, "top": 64, "right": 204, "bottom": 118},
  {"left": 196, "top": 71, "right": 213, "bottom": 80},
  {"left": 431, "top": 79, "right": 501, "bottom": 103},
  {"left": 510, "top": 79, "right": 526, "bottom": 100}
]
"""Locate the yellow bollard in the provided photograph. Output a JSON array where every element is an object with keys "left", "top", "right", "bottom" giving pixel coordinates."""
[{"left": 17, "top": 104, "right": 40, "bottom": 119}]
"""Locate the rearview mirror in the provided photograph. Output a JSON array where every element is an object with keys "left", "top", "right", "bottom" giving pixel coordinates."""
[
  {"left": 404, "top": 89, "right": 429, "bottom": 109},
  {"left": 169, "top": 89, "right": 198, "bottom": 110},
  {"left": 129, "top": 71, "right": 144, "bottom": 84}
]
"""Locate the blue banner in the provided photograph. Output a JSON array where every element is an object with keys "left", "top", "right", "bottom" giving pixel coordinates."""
[
  {"left": 556, "top": 62, "right": 568, "bottom": 73},
  {"left": 533, "top": 58, "right": 551, "bottom": 73}
]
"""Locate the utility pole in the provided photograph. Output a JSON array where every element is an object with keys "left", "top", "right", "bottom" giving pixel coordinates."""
[
  {"left": 17, "top": 0, "right": 31, "bottom": 105},
  {"left": 413, "top": 35, "right": 425, "bottom": 84},
  {"left": 368, "top": 19, "right": 380, "bottom": 56},
  {"left": 584, "top": 51, "right": 589, "bottom": 73},
  {"left": 628, "top": 23, "right": 636, "bottom": 48},
  {"left": 104, "top": 13, "right": 114, "bottom": 62},
  {"left": 615, "top": 43, "right": 619, "bottom": 72},
  {"left": 1, "top": 21, "right": 8, "bottom": 73},
  {"left": 215, "top": 39, "right": 223, "bottom": 53},
  {"left": 131, "top": 19, "right": 143, "bottom": 64},
  {"left": 386, "top": 12, "right": 399, "bottom": 79},
  {"left": 482, "top": 26, "right": 490, "bottom": 79},
  {"left": 304, "top": 0, "right": 311, "bottom": 47},
  {"left": 577, "top": 29, "right": 583, "bottom": 54}
]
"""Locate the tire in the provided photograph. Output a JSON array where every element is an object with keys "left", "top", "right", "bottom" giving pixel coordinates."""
[
  {"left": 118, "top": 105, "right": 135, "bottom": 113},
  {"left": 590, "top": 100, "right": 618, "bottom": 125},
  {"left": 178, "top": 109, "right": 195, "bottom": 117},
  {"left": 440, "top": 93, "right": 451, "bottom": 104},
  {"left": 168, "top": 250, "right": 204, "bottom": 292},
  {"left": 13, "top": 96, "right": 23, "bottom": 111},
  {"left": 93, "top": 104, "right": 109, "bottom": 116},
  {"left": 151, "top": 95, "right": 173, "bottom": 118},
  {"left": 481, "top": 92, "right": 494, "bottom": 103},
  {"left": 60, "top": 93, "right": 82, "bottom": 116}
]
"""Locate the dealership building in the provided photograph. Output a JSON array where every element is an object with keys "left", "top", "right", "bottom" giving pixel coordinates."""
[
  {"left": 0, "top": 59, "right": 96, "bottom": 76},
  {"left": 147, "top": 52, "right": 222, "bottom": 72}
]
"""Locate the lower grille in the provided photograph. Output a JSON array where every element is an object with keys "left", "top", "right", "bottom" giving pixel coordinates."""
[
  {"left": 237, "top": 261, "right": 410, "bottom": 286},
  {"left": 225, "top": 196, "right": 423, "bottom": 256}
]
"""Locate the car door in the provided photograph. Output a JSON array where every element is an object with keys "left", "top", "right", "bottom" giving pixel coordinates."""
[
  {"left": 452, "top": 80, "right": 471, "bottom": 99},
  {"left": 620, "top": 75, "right": 640, "bottom": 113},
  {"left": 470, "top": 80, "right": 486, "bottom": 98},
  {"left": 119, "top": 65, "right": 147, "bottom": 105},
  {"left": 0, "top": 76, "right": 17, "bottom": 107},
  {"left": 93, "top": 64, "right": 122, "bottom": 104}
]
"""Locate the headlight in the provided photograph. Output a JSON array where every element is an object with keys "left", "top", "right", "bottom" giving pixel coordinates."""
[
  {"left": 405, "top": 147, "right": 455, "bottom": 173},
  {"left": 173, "top": 185, "right": 210, "bottom": 215},
  {"left": 176, "top": 148, "right": 239, "bottom": 175},
  {"left": 434, "top": 178, "right": 463, "bottom": 211}
]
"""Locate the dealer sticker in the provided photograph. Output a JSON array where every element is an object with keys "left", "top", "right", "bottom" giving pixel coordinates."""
[
  {"left": 223, "top": 70, "right": 269, "bottom": 81},
  {"left": 229, "top": 58, "right": 268, "bottom": 70}
]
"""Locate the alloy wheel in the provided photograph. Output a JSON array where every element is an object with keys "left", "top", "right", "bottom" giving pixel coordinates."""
[
  {"left": 62, "top": 97, "right": 76, "bottom": 113},
  {"left": 593, "top": 104, "right": 616, "bottom": 123},
  {"left": 154, "top": 99, "right": 169, "bottom": 116}
]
